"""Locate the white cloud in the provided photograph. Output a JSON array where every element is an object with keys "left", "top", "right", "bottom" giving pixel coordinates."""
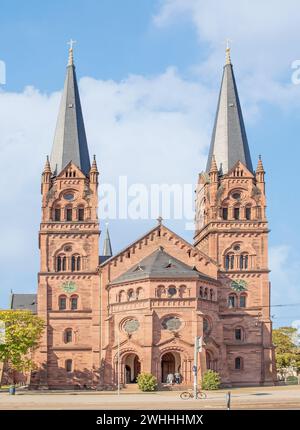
[
  {"left": 154, "top": 0, "right": 300, "bottom": 112},
  {"left": 0, "top": 68, "right": 214, "bottom": 306}
]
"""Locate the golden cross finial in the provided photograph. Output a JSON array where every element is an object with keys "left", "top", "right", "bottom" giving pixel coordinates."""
[
  {"left": 225, "top": 38, "right": 232, "bottom": 65},
  {"left": 67, "top": 39, "right": 76, "bottom": 66}
]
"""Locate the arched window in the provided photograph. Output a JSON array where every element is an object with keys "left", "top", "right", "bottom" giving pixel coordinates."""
[
  {"left": 136, "top": 287, "right": 144, "bottom": 300},
  {"left": 54, "top": 207, "right": 61, "bottom": 221},
  {"left": 65, "top": 359, "right": 72, "bottom": 372},
  {"left": 203, "top": 288, "right": 208, "bottom": 299},
  {"left": 222, "top": 207, "right": 228, "bottom": 220},
  {"left": 209, "top": 289, "right": 214, "bottom": 301},
  {"left": 199, "top": 287, "right": 203, "bottom": 298},
  {"left": 127, "top": 289, "right": 134, "bottom": 301},
  {"left": 64, "top": 328, "right": 73, "bottom": 344},
  {"left": 71, "top": 255, "right": 81, "bottom": 272},
  {"left": 228, "top": 294, "right": 236, "bottom": 308},
  {"left": 235, "top": 327, "right": 243, "bottom": 341},
  {"left": 245, "top": 206, "right": 251, "bottom": 220},
  {"left": 78, "top": 206, "right": 84, "bottom": 221},
  {"left": 66, "top": 206, "right": 72, "bottom": 221},
  {"left": 70, "top": 295, "right": 78, "bottom": 310},
  {"left": 240, "top": 294, "right": 247, "bottom": 308},
  {"left": 240, "top": 254, "right": 248, "bottom": 270},
  {"left": 119, "top": 290, "right": 126, "bottom": 302},
  {"left": 235, "top": 357, "right": 243, "bottom": 370},
  {"left": 56, "top": 255, "right": 66, "bottom": 272},
  {"left": 234, "top": 207, "right": 240, "bottom": 220},
  {"left": 59, "top": 295, "right": 67, "bottom": 310},
  {"left": 225, "top": 254, "right": 234, "bottom": 270}
]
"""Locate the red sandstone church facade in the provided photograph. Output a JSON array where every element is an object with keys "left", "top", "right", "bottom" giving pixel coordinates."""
[{"left": 31, "top": 45, "right": 276, "bottom": 389}]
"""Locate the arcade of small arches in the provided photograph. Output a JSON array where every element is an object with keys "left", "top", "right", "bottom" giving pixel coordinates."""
[
  {"left": 228, "top": 292, "right": 247, "bottom": 308},
  {"left": 223, "top": 242, "right": 256, "bottom": 271},
  {"left": 58, "top": 294, "right": 79, "bottom": 310}
]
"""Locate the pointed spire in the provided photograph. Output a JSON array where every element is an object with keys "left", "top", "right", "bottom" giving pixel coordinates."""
[
  {"left": 50, "top": 42, "right": 91, "bottom": 176},
  {"left": 90, "top": 154, "right": 98, "bottom": 172},
  {"left": 103, "top": 223, "right": 113, "bottom": 257},
  {"left": 256, "top": 154, "right": 265, "bottom": 172},
  {"left": 43, "top": 155, "right": 51, "bottom": 173},
  {"left": 206, "top": 47, "right": 253, "bottom": 175},
  {"left": 209, "top": 154, "right": 218, "bottom": 172}
]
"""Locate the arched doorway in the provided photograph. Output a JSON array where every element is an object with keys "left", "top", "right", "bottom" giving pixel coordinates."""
[
  {"left": 123, "top": 354, "right": 141, "bottom": 384},
  {"left": 161, "top": 352, "right": 181, "bottom": 383}
]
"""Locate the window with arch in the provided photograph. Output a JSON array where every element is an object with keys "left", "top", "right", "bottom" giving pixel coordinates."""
[
  {"left": 127, "top": 289, "right": 135, "bottom": 301},
  {"left": 234, "top": 207, "right": 240, "bottom": 220},
  {"left": 71, "top": 255, "right": 81, "bottom": 272},
  {"left": 66, "top": 206, "right": 73, "bottom": 221},
  {"left": 235, "top": 327, "right": 244, "bottom": 341},
  {"left": 203, "top": 288, "right": 208, "bottom": 300},
  {"left": 136, "top": 287, "right": 144, "bottom": 300},
  {"left": 222, "top": 207, "right": 228, "bottom": 220},
  {"left": 245, "top": 206, "right": 251, "bottom": 220},
  {"left": 167, "top": 285, "right": 177, "bottom": 297},
  {"left": 56, "top": 255, "right": 66, "bottom": 272},
  {"left": 225, "top": 254, "right": 234, "bottom": 270},
  {"left": 70, "top": 295, "right": 78, "bottom": 310},
  {"left": 54, "top": 207, "right": 61, "bottom": 221},
  {"left": 156, "top": 285, "right": 166, "bottom": 298},
  {"left": 235, "top": 356, "right": 243, "bottom": 370},
  {"left": 228, "top": 294, "right": 236, "bottom": 308},
  {"left": 78, "top": 206, "right": 84, "bottom": 221},
  {"left": 240, "top": 294, "right": 247, "bottom": 308},
  {"left": 65, "top": 359, "right": 72, "bottom": 372},
  {"left": 209, "top": 289, "right": 214, "bottom": 301},
  {"left": 239, "top": 254, "right": 248, "bottom": 270},
  {"left": 206, "top": 351, "right": 217, "bottom": 371},
  {"left": 118, "top": 290, "right": 126, "bottom": 303},
  {"left": 59, "top": 295, "right": 67, "bottom": 310},
  {"left": 199, "top": 287, "right": 203, "bottom": 298},
  {"left": 64, "top": 328, "right": 73, "bottom": 344}
]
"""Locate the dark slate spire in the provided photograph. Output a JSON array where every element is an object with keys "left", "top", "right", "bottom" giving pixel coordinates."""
[
  {"left": 206, "top": 46, "right": 253, "bottom": 175},
  {"left": 103, "top": 223, "right": 113, "bottom": 257},
  {"left": 50, "top": 42, "right": 91, "bottom": 176}
]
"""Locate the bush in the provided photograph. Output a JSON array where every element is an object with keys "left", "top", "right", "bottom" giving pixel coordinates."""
[
  {"left": 136, "top": 373, "right": 157, "bottom": 392},
  {"left": 201, "top": 370, "right": 221, "bottom": 390},
  {"left": 286, "top": 375, "right": 298, "bottom": 385}
]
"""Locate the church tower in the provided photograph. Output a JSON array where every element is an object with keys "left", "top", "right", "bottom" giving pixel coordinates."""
[
  {"left": 195, "top": 46, "right": 275, "bottom": 384},
  {"left": 36, "top": 44, "right": 101, "bottom": 388}
]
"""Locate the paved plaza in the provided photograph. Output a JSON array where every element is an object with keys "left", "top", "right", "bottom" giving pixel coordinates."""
[{"left": 0, "top": 385, "right": 299, "bottom": 410}]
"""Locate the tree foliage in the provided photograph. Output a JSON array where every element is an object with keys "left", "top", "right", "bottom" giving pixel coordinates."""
[
  {"left": 201, "top": 370, "right": 221, "bottom": 390},
  {"left": 0, "top": 310, "right": 45, "bottom": 376},
  {"left": 136, "top": 373, "right": 157, "bottom": 391},
  {"left": 273, "top": 326, "right": 300, "bottom": 375}
]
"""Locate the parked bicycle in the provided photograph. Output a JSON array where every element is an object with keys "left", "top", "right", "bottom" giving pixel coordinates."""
[{"left": 180, "top": 390, "right": 207, "bottom": 400}]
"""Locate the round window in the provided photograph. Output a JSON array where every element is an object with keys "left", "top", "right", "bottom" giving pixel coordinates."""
[
  {"left": 233, "top": 245, "right": 240, "bottom": 251},
  {"left": 162, "top": 316, "right": 182, "bottom": 331},
  {"left": 64, "top": 245, "right": 72, "bottom": 252},
  {"left": 232, "top": 192, "right": 241, "bottom": 200},
  {"left": 64, "top": 193, "right": 75, "bottom": 201},
  {"left": 123, "top": 319, "right": 139, "bottom": 334}
]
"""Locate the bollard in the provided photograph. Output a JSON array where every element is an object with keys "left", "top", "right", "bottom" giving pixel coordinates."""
[
  {"left": 226, "top": 391, "right": 231, "bottom": 410},
  {"left": 9, "top": 385, "right": 15, "bottom": 395}
]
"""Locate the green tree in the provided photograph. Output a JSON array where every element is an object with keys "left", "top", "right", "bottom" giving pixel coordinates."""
[
  {"left": 273, "top": 326, "right": 300, "bottom": 376},
  {"left": 0, "top": 310, "right": 45, "bottom": 383},
  {"left": 136, "top": 373, "right": 157, "bottom": 392},
  {"left": 201, "top": 370, "right": 221, "bottom": 390}
]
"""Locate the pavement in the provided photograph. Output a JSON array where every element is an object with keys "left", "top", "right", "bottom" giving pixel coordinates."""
[{"left": 0, "top": 385, "right": 299, "bottom": 410}]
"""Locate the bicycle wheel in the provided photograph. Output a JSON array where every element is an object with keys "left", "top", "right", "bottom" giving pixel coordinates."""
[
  {"left": 180, "top": 391, "right": 191, "bottom": 400},
  {"left": 197, "top": 391, "right": 207, "bottom": 399}
]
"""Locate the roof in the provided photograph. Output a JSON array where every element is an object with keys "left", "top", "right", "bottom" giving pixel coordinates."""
[
  {"left": 102, "top": 225, "right": 113, "bottom": 257},
  {"left": 50, "top": 47, "right": 91, "bottom": 176},
  {"left": 109, "top": 247, "right": 216, "bottom": 285},
  {"left": 10, "top": 294, "right": 37, "bottom": 313},
  {"left": 206, "top": 50, "right": 253, "bottom": 175}
]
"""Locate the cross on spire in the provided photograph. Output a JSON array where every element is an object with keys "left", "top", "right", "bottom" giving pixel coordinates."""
[
  {"left": 67, "top": 39, "right": 76, "bottom": 66},
  {"left": 224, "top": 38, "right": 232, "bottom": 65}
]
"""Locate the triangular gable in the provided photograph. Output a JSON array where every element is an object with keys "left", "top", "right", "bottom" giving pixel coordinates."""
[
  {"left": 56, "top": 161, "right": 87, "bottom": 179},
  {"left": 226, "top": 160, "right": 254, "bottom": 178}
]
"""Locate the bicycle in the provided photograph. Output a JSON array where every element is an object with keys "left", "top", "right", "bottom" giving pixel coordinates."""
[{"left": 180, "top": 390, "right": 207, "bottom": 400}]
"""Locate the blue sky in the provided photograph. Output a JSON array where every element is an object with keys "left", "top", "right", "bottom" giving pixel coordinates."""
[{"left": 0, "top": 0, "right": 299, "bottom": 329}]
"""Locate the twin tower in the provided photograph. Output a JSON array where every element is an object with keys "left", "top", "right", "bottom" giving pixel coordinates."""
[{"left": 34, "top": 45, "right": 275, "bottom": 389}]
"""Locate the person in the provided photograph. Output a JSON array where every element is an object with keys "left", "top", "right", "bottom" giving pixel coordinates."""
[
  {"left": 174, "top": 372, "right": 181, "bottom": 384},
  {"left": 166, "top": 373, "right": 174, "bottom": 385}
]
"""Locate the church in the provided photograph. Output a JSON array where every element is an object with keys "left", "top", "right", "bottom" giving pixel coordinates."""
[{"left": 28, "top": 44, "right": 276, "bottom": 388}]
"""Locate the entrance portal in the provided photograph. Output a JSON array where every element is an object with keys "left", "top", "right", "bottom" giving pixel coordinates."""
[
  {"left": 161, "top": 352, "right": 181, "bottom": 383},
  {"left": 123, "top": 354, "right": 141, "bottom": 384}
]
